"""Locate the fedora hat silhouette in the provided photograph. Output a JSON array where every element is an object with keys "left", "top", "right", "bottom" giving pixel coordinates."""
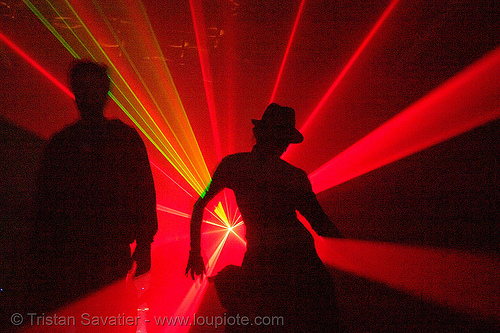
[{"left": 252, "top": 103, "right": 304, "bottom": 144}]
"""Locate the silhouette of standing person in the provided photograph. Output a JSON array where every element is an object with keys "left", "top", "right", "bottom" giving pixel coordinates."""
[
  {"left": 186, "top": 103, "right": 343, "bottom": 332},
  {"left": 36, "top": 60, "right": 157, "bottom": 319}
]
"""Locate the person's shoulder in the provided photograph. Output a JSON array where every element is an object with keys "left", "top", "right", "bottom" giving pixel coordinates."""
[
  {"left": 280, "top": 158, "right": 306, "bottom": 173},
  {"left": 107, "top": 118, "right": 136, "bottom": 132},
  {"left": 278, "top": 158, "right": 310, "bottom": 181},
  {"left": 225, "top": 152, "right": 251, "bottom": 160},
  {"left": 221, "top": 152, "right": 251, "bottom": 165},
  {"left": 106, "top": 119, "right": 142, "bottom": 139},
  {"left": 48, "top": 121, "right": 80, "bottom": 144},
  {"left": 215, "top": 152, "right": 252, "bottom": 171}
]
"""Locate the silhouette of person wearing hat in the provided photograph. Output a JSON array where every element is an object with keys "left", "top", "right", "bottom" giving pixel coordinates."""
[{"left": 186, "top": 103, "right": 343, "bottom": 332}]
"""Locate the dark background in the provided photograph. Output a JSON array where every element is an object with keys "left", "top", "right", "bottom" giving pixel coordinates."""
[{"left": 1, "top": 0, "right": 499, "bottom": 331}]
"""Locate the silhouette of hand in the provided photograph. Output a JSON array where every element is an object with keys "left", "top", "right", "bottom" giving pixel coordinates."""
[
  {"left": 185, "top": 251, "right": 206, "bottom": 280},
  {"left": 133, "top": 243, "right": 152, "bottom": 276}
]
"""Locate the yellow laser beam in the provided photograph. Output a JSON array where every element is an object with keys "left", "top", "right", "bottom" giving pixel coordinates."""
[{"left": 26, "top": 0, "right": 212, "bottom": 195}]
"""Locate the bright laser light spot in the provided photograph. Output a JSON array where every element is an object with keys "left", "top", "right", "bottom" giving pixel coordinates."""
[{"left": 206, "top": 200, "right": 246, "bottom": 246}]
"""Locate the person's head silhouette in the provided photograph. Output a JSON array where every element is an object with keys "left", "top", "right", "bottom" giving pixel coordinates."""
[
  {"left": 252, "top": 103, "right": 303, "bottom": 154},
  {"left": 69, "top": 60, "right": 110, "bottom": 121}
]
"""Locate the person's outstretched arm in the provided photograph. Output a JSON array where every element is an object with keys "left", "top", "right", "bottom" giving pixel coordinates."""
[
  {"left": 185, "top": 157, "right": 229, "bottom": 279},
  {"left": 185, "top": 194, "right": 210, "bottom": 280}
]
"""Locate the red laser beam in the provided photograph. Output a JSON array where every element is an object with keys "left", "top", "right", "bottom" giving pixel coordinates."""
[
  {"left": 309, "top": 46, "right": 500, "bottom": 194},
  {"left": 315, "top": 237, "right": 500, "bottom": 320},
  {"left": 190, "top": 0, "right": 223, "bottom": 161},
  {"left": 151, "top": 161, "right": 196, "bottom": 199},
  {"left": 269, "top": 0, "right": 306, "bottom": 103},
  {"left": 297, "top": 0, "right": 399, "bottom": 135},
  {"left": 224, "top": 16, "right": 237, "bottom": 155},
  {"left": 0, "top": 30, "right": 74, "bottom": 99}
]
